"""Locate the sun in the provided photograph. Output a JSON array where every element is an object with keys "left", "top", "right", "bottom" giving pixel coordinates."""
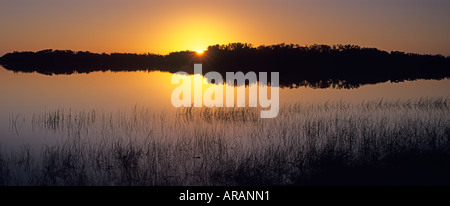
[{"left": 195, "top": 49, "right": 204, "bottom": 55}]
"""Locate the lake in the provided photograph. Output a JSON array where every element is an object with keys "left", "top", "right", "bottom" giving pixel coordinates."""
[
  {"left": 1, "top": 66, "right": 449, "bottom": 148},
  {"left": 0, "top": 66, "right": 449, "bottom": 185}
]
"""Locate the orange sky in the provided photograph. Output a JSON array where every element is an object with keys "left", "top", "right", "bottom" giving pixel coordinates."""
[{"left": 1, "top": 0, "right": 449, "bottom": 56}]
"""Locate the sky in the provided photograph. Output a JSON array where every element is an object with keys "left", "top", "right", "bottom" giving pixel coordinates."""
[{"left": 0, "top": 0, "right": 449, "bottom": 56}]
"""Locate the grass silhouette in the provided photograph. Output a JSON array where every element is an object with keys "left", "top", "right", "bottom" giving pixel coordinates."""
[{"left": 1, "top": 97, "right": 449, "bottom": 185}]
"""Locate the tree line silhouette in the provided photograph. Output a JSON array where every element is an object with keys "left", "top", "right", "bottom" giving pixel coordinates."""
[{"left": 0, "top": 43, "right": 449, "bottom": 88}]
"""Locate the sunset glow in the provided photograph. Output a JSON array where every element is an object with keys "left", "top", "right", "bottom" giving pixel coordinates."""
[{"left": 0, "top": 0, "right": 449, "bottom": 55}]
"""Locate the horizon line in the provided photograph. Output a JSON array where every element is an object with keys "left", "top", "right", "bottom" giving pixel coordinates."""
[{"left": 1, "top": 43, "right": 449, "bottom": 58}]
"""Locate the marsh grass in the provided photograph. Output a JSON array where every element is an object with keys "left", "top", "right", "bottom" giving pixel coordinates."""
[{"left": 2, "top": 97, "right": 450, "bottom": 185}]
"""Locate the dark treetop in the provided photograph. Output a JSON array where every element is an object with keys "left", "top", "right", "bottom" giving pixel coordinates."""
[{"left": 1, "top": 43, "right": 449, "bottom": 88}]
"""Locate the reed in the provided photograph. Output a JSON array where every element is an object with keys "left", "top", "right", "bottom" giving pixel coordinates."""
[{"left": 2, "top": 97, "right": 450, "bottom": 185}]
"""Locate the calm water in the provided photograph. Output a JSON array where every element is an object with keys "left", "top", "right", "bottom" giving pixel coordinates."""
[{"left": 1, "top": 66, "right": 449, "bottom": 149}]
